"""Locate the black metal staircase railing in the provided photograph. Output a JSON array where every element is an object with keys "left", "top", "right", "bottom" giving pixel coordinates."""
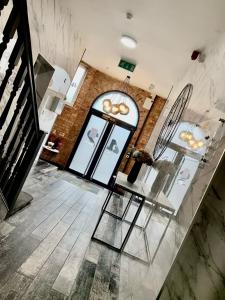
[{"left": 0, "top": 0, "right": 45, "bottom": 214}]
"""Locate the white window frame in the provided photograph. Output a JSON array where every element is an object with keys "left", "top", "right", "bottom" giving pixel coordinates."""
[{"left": 65, "top": 63, "right": 87, "bottom": 106}]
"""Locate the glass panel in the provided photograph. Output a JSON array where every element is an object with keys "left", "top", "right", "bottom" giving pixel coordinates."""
[
  {"left": 94, "top": 213, "right": 130, "bottom": 249},
  {"left": 144, "top": 145, "right": 200, "bottom": 215},
  {"left": 92, "top": 125, "right": 130, "bottom": 184},
  {"left": 143, "top": 148, "right": 177, "bottom": 197},
  {"left": 171, "top": 122, "right": 207, "bottom": 155},
  {"left": 69, "top": 115, "right": 107, "bottom": 174},
  {"left": 92, "top": 91, "right": 139, "bottom": 127},
  {"left": 65, "top": 64, "right": 87, "bottom": 104},
  {"left": 166, "top": 156, "right": 199, "bottom": 214}
]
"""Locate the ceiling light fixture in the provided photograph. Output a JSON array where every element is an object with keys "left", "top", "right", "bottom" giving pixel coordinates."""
[
  {"left": 102, "top": 76, "right": 131, "bottom": 115},
  {"left": 120, "top": 35, "right": 137, "bottom": 49}
]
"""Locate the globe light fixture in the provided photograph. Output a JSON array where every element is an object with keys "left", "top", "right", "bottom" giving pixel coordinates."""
[
  {"left": 179, "top": 131, "right": 188, "bottom": 141},
  {"left": 119, "top": 103, "right": 129, "bottom": 115},
  {"left": 187, "top": 139, "right": 195, "bottom": 147},
  {"left": 103, "top": 99, "right": 112, "bottom": 113},
  {"left": 197, "top": 140, "right": 204, "bottom": 148},
  {"left": 102, "top": 76, "right": 131, "bottom": 116},
  {"left": 186, "top": 132, "right": 193, "bottom": 140},
  {"left": 111, "top": 104, "right": 120, "bottom": 115},
  {"left": 179, "top": 131, "right": 193, "bottom": 141}
]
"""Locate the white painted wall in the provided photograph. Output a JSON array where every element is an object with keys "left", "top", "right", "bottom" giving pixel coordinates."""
[
  {"left": 27, "top": 0, "right": 85, "bottom": 80},
  {"left": 141, "top": 33, "right": 225, "bottom": 229},
  {"left": 146, "top": 34, "right": 225, "bottom": 155},
  {"left": 0, "top": 0, "right": 85, "bottom": 84},
  {"left": 0, "top": 0, "right": 84, "bottom": 148}
]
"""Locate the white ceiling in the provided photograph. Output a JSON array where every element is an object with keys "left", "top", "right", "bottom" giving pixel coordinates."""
[{"left": 64, "top": 0, "right": 225, "bottom": 97}]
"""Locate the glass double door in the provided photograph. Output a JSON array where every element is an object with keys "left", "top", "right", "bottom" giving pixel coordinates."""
[{"left": 68, "top": 114, "right": 132, "bottom": 186}]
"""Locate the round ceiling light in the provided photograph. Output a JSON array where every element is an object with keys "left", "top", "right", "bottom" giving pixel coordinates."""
[{"left": 120, "top": 35, "right": 137, "bottom": 49}]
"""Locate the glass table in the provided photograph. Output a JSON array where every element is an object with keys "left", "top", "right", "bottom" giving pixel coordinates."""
[{"left": 92, "top": 172, "right": 175, "bottom": 264}]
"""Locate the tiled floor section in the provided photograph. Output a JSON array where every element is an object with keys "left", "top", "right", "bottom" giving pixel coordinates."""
[{"left": 0, "top": 161, "right": 184, "bottom": 299}]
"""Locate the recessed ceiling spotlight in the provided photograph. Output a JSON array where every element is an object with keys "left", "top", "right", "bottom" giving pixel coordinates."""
[{"left": 120, "top": 35, "right": 137, "bottom": 49}]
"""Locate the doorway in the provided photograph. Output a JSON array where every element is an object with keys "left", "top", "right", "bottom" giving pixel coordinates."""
[{"left": 67, "top": 91, "right": 139, "bottom": 187}]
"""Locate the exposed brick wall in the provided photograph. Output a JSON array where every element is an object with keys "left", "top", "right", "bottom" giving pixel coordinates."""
[
  {"left": 119, "top": 96, "right": 166, "bottom": 172},
  {"left": 41, "top": 65, "right": 166, "bottom": 173}
]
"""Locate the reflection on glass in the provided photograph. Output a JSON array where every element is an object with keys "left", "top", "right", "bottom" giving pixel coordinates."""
[
  {"left": 166, "top": 156, "right": 199, "bottom": 213},
  {"left": 172, "top": 122, "right": 206, "bottom": 155},
  {"left": 145, "top": 142, "right": 202, "bottom": 214}
]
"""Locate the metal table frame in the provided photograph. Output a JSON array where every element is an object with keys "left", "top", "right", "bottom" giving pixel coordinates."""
[
  {"left": 91, "top": 172, "right": 175, "bottom": 265},
  {"left": 143, "top": 197, "right": 175, "bottom": 262},
  {"left": 91, "top": 176, "right": 151, "bottom": 265}
]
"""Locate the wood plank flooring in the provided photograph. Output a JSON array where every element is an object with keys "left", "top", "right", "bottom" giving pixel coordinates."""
[{"left": 0, "top": 160, "right": 181, "bottom": 299}]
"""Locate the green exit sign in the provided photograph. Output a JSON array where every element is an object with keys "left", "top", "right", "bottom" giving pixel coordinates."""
[{"left": 118, "top": 59, "right": 136, "bottom": 72}]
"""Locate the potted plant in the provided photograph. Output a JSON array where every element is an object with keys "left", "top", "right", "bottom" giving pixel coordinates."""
[{"left": 127, "top": 149, "right": 153, "bottom": 184}]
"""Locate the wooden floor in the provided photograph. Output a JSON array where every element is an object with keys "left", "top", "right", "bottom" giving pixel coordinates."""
[{"left": 0, "top": 161, "right": 181, "bottom": 300}]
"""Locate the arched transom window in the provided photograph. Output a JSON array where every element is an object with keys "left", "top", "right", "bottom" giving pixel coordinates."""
[{"left": 92, "top": 91, "right": 139, "bottom": 127}]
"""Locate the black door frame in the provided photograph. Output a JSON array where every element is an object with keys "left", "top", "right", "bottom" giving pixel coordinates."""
[{"left": 66, "top": 91, "right": 139, "bottom": 188}]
